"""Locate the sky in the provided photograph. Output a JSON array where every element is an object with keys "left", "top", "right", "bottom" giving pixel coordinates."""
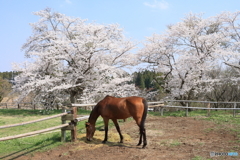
[{"left": 1, "top": 0, "right": 240, "bottom": 72}]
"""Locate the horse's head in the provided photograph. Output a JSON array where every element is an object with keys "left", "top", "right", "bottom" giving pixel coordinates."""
[{"left": 85, "top": 122, "right": 95, "bottom": 141}]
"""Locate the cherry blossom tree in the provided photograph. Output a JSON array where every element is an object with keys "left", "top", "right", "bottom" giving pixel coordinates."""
[
  {"left": 13, "top": 8, "right": 138, "bottom": 105},
  {"left": 138, "top": 11, "right": 240, "bottom": 100}
]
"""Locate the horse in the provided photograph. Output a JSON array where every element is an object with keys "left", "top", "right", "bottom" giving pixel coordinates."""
[{"left": 85, "top": 95, "right": 148, "bottom": 148}]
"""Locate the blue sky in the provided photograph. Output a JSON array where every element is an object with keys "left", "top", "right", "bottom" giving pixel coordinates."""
[{"left": 1, "top": 0, "right": 240, "bottom": 72}]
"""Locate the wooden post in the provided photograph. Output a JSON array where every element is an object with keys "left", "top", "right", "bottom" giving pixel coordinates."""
[
  {"left": 185, "top": 103, "right": 189, "bottom": 117},
  {"left": 233, "top": 103, "right": 236, "bottom": 117},
  {"left": 160, "top": 107, "right": 164, "bottom": 116},
  {"left": 6, "top": 103, "right": 8, "bottom": 109},
  {"left": 207, "top": 103, "right": 211, "bottom": 117},
  {"left": 33, "top": 103, "right": 36, "bottom": 110},
  {"left": 61, "top": 107, "right": 78, "bottom": 142},
  {"left": 71, "top": 107, "right": 77, "bottom": 142},
  {"left": 61, "top": 107, "right": 67, "bottom": 142},
  {"left": 18, "top": 104, "right": 21, "bottom": 109}
]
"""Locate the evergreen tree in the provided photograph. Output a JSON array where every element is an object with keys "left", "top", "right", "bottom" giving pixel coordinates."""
[{"left": 135, "top": 73, "right": 145, "bottom": 89}]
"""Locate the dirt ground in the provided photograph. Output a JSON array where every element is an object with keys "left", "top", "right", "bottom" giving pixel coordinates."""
[{"left": 15, "top": 115, "right": 240, "bottom": 160}]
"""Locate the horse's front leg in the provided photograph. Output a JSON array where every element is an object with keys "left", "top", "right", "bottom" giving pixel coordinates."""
[
  {"left": 102, "top": 118, "right": 109, "bottom": 143},
  {"left": 112, "top": 119, "right": 123, "bottom": 143}
]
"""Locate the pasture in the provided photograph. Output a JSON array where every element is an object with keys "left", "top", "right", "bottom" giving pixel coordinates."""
[
  {"left": 0, "top": 109, "right": 92, "bottom": 159},
  {"left": 0, "top": 109, "right": 240, "bottom": 159}
]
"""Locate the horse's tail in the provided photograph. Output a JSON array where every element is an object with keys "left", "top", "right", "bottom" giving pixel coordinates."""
[{"left": 141, "top": 98, "right": 148, "bottom": 127}]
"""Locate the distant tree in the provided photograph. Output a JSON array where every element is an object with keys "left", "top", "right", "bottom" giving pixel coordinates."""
[
  {"left": 0, "top": 72, "right": 11, "bottom": 80},
  {"left": 13, "top": 8, "right": 138, "bottom": 105},
  {"left": 133, "top": 70, "right": 164, "bottom": 90},
  {"left": 135, "top": 73, "right": 145, "bottom": 89},
  {"left": 0, "top": 77, "right": 12, "bottom": 102},
  {"left": 205, "top": 66, "right": 240, "bottom": 107},
  {"left": 138, "top": 11, "right": 240, "bottom": 100}
]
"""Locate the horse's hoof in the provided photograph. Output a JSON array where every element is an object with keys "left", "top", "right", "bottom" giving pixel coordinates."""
[
  {"left": 142, "top": 144, "right": 147, "bottom": 149},
  {"left": 102, "top": 141, "right": 107, "bottom": 144}
]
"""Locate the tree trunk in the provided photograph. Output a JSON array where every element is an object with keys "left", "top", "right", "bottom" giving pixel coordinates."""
[{"left": 70, "top": 91, "right": 77, "bottom": 104}]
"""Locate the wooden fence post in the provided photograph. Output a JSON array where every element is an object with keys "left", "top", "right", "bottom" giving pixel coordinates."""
[
  {"left": 233, "top": 103, "right": 236, "bottom": 117},
  {"left": 160, "top": 107, "right": 164, "bottom": 116},
  {"left": 61, "top": 107, "right": 78, "bottom": 142},
  {"left": 71, "top": 107, "right": 77, "bottom": 142},
  {"left": 18, "top": 104, "right": 21, "bottom": 109},
  {"left": 185, "top": 102, "right": 189, "bottom": 117},
  {"left": 61, "top": 107, "right": 67, "bottom": 142},
  {"left": 34, "top": 103, "right": 36, "bottom": 110},
  {"left": 207, "top": 103, "right": 211, "bottom": 117}
]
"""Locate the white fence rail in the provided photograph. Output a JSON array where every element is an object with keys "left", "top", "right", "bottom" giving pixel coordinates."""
[
  {"left": 161, "top": 100, "right": 240, "bottom": 117},
  {"left": 73, "top": 100, "right": 240, "bottom": 117},
  {"left": 0, "top": 107, "right": 89, "bottom": 142}
]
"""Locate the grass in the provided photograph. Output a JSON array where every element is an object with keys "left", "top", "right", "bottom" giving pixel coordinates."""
[
  {"left": 0, "top": 108, "right": 96, "bottom": 159},
  {"left": 170, "top": 140, "right": 181, "bottom": 146},
  {"left": 191, "top": 156, "right": 212, "bottom": 160},
  {"left": 0, "top": 132, "right": 63, "bottom": 159}
]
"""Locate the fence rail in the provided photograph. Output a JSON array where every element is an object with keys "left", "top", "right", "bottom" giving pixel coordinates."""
[
  {"left": 161, "top": 100, "right": 240, "bottom": 117},
  {"left": 0, "top": 124, "right": 69, "bottom": 141},
  {"left": 0, "top": 102, "right": 39, "bottom": 110},
  {"left": 0, "top": 107, "right": 89, "bottom": 142},
  {"left": 165, "top": 100, "right": 240, "bottom": 104},
  {"left": 0, "top": 113, "right": 68, "bottom": 129},
  {"left": 74, "top": 100, "right": 240, "bottom": 117},
  {"left": 72, "top": 102, "right": 165, "bottom": 112}
]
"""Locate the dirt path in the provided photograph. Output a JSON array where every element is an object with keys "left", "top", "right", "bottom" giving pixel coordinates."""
[{"left": 15, "top": 115, "right": 240, "bottom": 160}]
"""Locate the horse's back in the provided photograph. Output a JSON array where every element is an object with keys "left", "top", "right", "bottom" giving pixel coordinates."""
[{"left": 98, "top": 96, "right": 146, "bottom": 119}]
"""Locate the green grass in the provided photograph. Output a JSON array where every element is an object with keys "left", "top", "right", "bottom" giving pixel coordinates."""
[
  {"left": 0, "top": 108, "right": 62, "bottom": 116},
  {"left": 170, "top": 140, "right": 181, "bottom": 146},
  {"left": 0, "top": 108, "right": 99, "bottom": 159},
  {"left": 0, "top": 132, "right": 64, "bottom": 159},
  {"left": 148, "top": 109, "right": 240, "bottom": 119},
  {"left": 191, "top": 156, "right": 212, "bottom": 160}
]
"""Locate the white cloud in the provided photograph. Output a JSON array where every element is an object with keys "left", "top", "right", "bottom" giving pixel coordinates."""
[
  {"left": 65, "top": 0, "right": 72, "bottom": 4},
  {"left": 144, "top": 0, "right": 169, "bottom": 10}
]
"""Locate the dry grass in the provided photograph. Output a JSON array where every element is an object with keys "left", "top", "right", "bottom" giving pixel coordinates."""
[{"left": 76, "top": 131, "right": 132, "bottom": 150}]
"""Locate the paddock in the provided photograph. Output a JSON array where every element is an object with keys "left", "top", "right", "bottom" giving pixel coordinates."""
[
  {"left": 16, "top": 114, "right": 240, "bottom": 160},
  {"left": 0, "top": 100, "right": 239, "bottom": 159}
]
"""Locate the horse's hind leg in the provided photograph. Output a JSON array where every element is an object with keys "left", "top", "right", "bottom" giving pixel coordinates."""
[
  {"left": 137, "top": 126, "right": 147, "bottom": 148},
  {"left": 137, "top": 131, "right": 142, "bottom": 146},
  {"left": 134, "top": 117, "right": 147, "bottom": 148},
  {"left": 142, "top": 127, "right": 147, "bottom": 148},
  {"left": 132, "top": 117, "right": 143, "bottom": 146},
  {"left": 112, "top": 119, "right": 123, "bottom": 143}
]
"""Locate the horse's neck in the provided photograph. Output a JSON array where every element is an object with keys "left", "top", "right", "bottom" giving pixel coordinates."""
[{"left": 89, "top": 107, "right": 100, "bottom": 125}]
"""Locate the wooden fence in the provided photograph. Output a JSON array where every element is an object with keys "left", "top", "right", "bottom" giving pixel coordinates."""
[
  {"left": 0, "top": 102, "right": 43, "bottom": 110},
  {"left": 72, "top": 101, "right": 165, "bottom": 109},
  {"left": 73, "top": 100, "right": 240, "bottom": 117},
  {"left": 0, "top": 107, "right": 89, "bottom": 142},
  {"left": 158, "top": 100, "right": 240, "bottom": 117},
  {"left": 1, "top": 100, "right": 239, "bottom": 142}
]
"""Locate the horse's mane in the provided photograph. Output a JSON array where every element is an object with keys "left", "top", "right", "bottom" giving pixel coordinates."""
[{"left": 88, "top": 103, "right": 100, "bottom": 123}]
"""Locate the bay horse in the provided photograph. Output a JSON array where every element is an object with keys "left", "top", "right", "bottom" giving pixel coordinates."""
[{"left": 85, "top": 95, "right": 148, "bottom": 148}]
